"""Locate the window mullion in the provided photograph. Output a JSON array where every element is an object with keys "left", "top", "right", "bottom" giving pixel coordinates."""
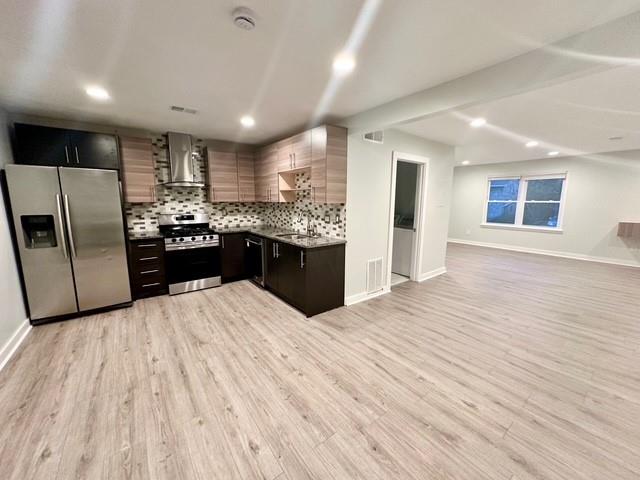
[{"left": 515, "top": 179, "right": 527, "bottom": 226}]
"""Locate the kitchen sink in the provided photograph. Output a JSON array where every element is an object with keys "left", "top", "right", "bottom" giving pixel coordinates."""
[{"left": 275, "top": 233, "right": 311, "bottom": 240}]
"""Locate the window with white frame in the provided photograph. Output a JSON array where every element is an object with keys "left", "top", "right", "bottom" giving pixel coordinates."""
[{"left": 484, "top": 174, "right": 566, "bottom": 229}]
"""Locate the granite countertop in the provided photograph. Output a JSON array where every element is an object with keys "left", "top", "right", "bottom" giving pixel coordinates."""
[
  {"left": 127, "top": 230, "right": 164, "bottom": 241},
  {"left": 213, "top": 226, "right": 347, "bottom": 249}
]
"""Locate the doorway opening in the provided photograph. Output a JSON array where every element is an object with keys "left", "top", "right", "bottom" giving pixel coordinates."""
[{"left": 387, "top": 152, "right": 429, "bottom": 289}]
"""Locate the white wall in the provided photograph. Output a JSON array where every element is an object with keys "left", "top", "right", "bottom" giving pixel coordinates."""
[
  {"left": 448, "top": 151, "right": 640, "bottom": 266},
  {"left": 345, "top": 129, "right": 454, "bottom": 302},
  {"left": 0, "top": 108, "right": 29, "bottom": 367}
]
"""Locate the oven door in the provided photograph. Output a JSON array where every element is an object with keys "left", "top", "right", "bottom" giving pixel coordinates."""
[{"left": 165, "top": 245, "right": 221, "bottom": 295}]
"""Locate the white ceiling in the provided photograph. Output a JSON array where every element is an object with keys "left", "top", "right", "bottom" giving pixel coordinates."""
[
  {"left": 397, "top": 65, "right": 640, "bottom": 165},
  {"left": 1, "top": 0, "right": 640, "bottom": 143}
]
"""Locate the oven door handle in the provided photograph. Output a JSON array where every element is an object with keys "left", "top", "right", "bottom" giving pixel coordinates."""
[{"left": 166, "top": 244, "right": 218, "bottom": 251}]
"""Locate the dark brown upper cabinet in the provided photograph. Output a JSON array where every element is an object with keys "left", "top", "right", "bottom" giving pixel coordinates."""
[{"left": 13, "top": 123, "right": 120, "bottom": 170}]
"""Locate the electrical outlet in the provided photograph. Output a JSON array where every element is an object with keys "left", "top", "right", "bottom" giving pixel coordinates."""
[{"left": 335, "top": 213, "right": 341, "bottom": 224}]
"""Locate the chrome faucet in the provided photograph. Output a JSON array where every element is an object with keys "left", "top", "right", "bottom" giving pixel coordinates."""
[{"left": 305, "top": 210, "right": 318, "bottom": 237}]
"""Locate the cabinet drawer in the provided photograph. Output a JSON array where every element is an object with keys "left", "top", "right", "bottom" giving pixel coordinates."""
[
  {"left": 131, "top": 266, "right": 165, "bottom": 282},
  {"left": 131, "top": 240, "right": 163, "bottom": 252},
  {"left": 132, "top": 281, "right": 167, "bottom": 299}
]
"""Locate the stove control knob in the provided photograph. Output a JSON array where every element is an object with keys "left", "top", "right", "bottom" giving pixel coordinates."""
[
  {"left": 179, "top": 238, "right": 184, "bottom": 242},
  {"left": 202, "top": 236, "right": 207, "bottom": 240},
  {"left": 209, "top": 235, "right": 214, "bottom": 239},
  {"left": 191, "top": 237, "right": 196, "bottom": 241},
  {"left": 171, "top": 238, "right": 177, "bottom": 243}
]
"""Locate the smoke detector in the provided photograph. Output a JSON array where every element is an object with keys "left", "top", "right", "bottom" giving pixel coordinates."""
[{"left": 232, "top": 7, "right": 256, "bottom": 30}]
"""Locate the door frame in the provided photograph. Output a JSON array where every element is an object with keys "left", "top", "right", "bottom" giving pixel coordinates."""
[{"left": 386, "top": 151, "right": 429, "bottom": 290}]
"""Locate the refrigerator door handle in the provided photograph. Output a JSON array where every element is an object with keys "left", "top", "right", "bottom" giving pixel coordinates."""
[
  {"left": 63, "top": 194, "right": 78, "bottom": 258},
  {"left": 55, "top": 194, "right": 69, "bottom": 259}
]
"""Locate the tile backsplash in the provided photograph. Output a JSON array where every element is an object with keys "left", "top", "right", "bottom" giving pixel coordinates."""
[{"left": 124, "top": 134, "right": 346, "bottom": 238}]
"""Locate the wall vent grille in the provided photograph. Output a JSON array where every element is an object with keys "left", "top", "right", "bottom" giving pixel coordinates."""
[
  {"left": 170, "top": 105, "right": 198, "bottom": 114},
  {"left": 366, "top": 257, "right": 384, "bottom": 294},
  {"left": 363, "top": 130, "right": 384, "bottom": 144}
]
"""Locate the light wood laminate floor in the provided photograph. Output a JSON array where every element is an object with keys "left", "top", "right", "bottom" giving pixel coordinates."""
[{"left": 1, "top": 243, "right": 639, "bottom": 479}]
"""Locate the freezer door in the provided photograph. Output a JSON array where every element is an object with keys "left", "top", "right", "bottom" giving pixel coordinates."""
[
  {"left": 4, "top": 165, "right": 78, "bottom": 319},
  {"left": 58, "top": 167, "right": 131, "bottom": 311}
]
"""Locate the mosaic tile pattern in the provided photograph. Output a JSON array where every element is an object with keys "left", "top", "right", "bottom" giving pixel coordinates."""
[
  {"left": 261, "top": 172, "right": 346, "bottom": 238},
  {"left": 124, "top": 134, "right": 346, "bottom": 238}
]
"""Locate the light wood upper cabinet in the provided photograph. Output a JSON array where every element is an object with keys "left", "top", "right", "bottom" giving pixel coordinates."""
[
  {"left": 206, "top": 150, "right": 239, "bottom": 202},
  {"left": 256, "top": 144, "right": 279, "bottom": 202},
  {"left": 253, "top": 124, "right": 347, "bottom": 204},
  {"left": 290, "top": 130, "right": 311, "bottom": 169},
  {"left": 310, "top": 125, "right": 347, "bottom": 204},
  {"left": 120, "top": 136, "right": 156, "bottom": 203},
  {"left": 237, "top": 153, "right": 255, "bottom": 202},
  {"left": 276, "top": 138, "right": 293, "bottom": 171}
]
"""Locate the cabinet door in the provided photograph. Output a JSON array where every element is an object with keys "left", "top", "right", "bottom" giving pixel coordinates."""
[
  {"left": 325, "top": 125, "right": 348, "bottom": 204},
  {"left": 278, "top": 243, "right": 306, "bottom": 310},
  {"left": 237, "top": 153, "right": 255, "bottom": 202},
  {"left": 13, "top": 124, "right": 71, "bottom": 166},
  {"left": 310, "top": 125, "right": 347, "bottom": 204},
  {"left": 310, "top": 126, "right": 327, "bottom": 203},
  {"left": 207, "top": 150, "right": 239, "bottom": 202},
  {"left": 277, "top": 139, "right": 293, "bottom": 171},
  {"left": 290, "top": 130, "right": 312, "bottom": 169},
  {"left": 221, "top": 233, "right": 247, "bottom": 282},
  {"left": 120, "top": 136, "right": 156, "bottom": 203},
  {"left": 68, "top": 131, "right": 119, "bottom": 169},
  {"left": 264, "top": 239, "right": 279, "bottom": 291},
  {"left": 257, "top": 145, "right": 279, "bottom": 202}
]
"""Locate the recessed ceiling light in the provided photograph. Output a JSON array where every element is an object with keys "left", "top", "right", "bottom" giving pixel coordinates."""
[
  {"left": 469, "top": 118, "right": 486, "bottom": 128},
  {"left": 525, "top": 141, "right": 539, "bottom": 148},
  {"left": 461, "top": 160, "right": 470, "bottom": 165},
  {"left": 85, "top": 86, "right": 110, "bottom": 101},
  {"left": 547, "top": 151, "right": 560, "bottom": 156},
  {"left": 240, "top": 115, "right": 255, "bottom": 128},
  {"left": 332, "top": 53, "right": 356, "bottom": 75}
]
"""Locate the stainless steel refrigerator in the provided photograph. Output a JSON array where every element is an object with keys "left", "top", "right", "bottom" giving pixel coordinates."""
[{"left": 5, "top": 165, "right": 131, "bottom": 322}]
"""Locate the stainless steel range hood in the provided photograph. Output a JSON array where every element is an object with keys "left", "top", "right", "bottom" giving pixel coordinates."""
[{"left": 162, "top": 132, "right": 205, "bottom": 187}]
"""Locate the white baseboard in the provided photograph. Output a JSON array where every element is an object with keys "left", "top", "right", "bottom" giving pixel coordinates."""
[
  {"left": 0, "top": 319, "right": 31, "bottom": 372},
  {"left": 448, "top": 238, "right": 640, "bottom": 268},
  {"left": 345, "top": 287, "right": 390, "bottom": 306},
  {"left": 418, "top": 267, "right": 447, "bottom": 282}
]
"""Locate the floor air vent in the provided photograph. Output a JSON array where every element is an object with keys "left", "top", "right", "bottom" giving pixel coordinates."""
[
  {"left": 363, "top": 131, "right": 384, "bottom": 144},
  {"left": 366, "top": 257, "right": 384, "bottom": 294}
]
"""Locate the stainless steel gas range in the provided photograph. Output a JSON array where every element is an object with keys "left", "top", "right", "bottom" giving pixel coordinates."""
[{"left": 158, "top": 213, "right": 221, "bottom": 295}]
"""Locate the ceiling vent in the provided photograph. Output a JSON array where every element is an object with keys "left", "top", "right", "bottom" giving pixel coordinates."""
[
  {"left": 170, "top": 105, "right": 198, "bottom": 115},
  {"left": 363, "top": 131, "right": 384, "bottom": 144},
  {"left": 232, "top": 7, "right": 256, "bottom": 30}
]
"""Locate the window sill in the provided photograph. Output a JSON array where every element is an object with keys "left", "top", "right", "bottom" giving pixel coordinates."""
[{"left": 480, "top": 223, "right": 563, "bottom": 234}]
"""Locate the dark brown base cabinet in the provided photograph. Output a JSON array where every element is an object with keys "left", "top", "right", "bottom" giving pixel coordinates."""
[
  {"left": 128, "top": 239, "right": 168, "bottom": 299},
  {"left": 221, "top": 233, "right": 248, "bottom": 282},
  {"left": 265, "top": 239, "right": 345, "bottom": 317}
]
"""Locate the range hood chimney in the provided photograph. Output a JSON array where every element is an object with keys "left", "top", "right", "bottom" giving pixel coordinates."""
[{"left": 162, "top": 132, "right": 205, "bottom": 187}]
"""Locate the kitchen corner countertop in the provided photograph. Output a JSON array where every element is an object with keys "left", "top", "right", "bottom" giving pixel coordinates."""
[
  {"left": 213, "top": 226, "right": 347, "bottom": 249},
  {"left": 127, "top": 230, "right": 164, "bottom": 241}
]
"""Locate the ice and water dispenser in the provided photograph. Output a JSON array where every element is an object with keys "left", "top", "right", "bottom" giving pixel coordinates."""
[{"left": 20, "top": 215, "right": 57, "bottom": 249}]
